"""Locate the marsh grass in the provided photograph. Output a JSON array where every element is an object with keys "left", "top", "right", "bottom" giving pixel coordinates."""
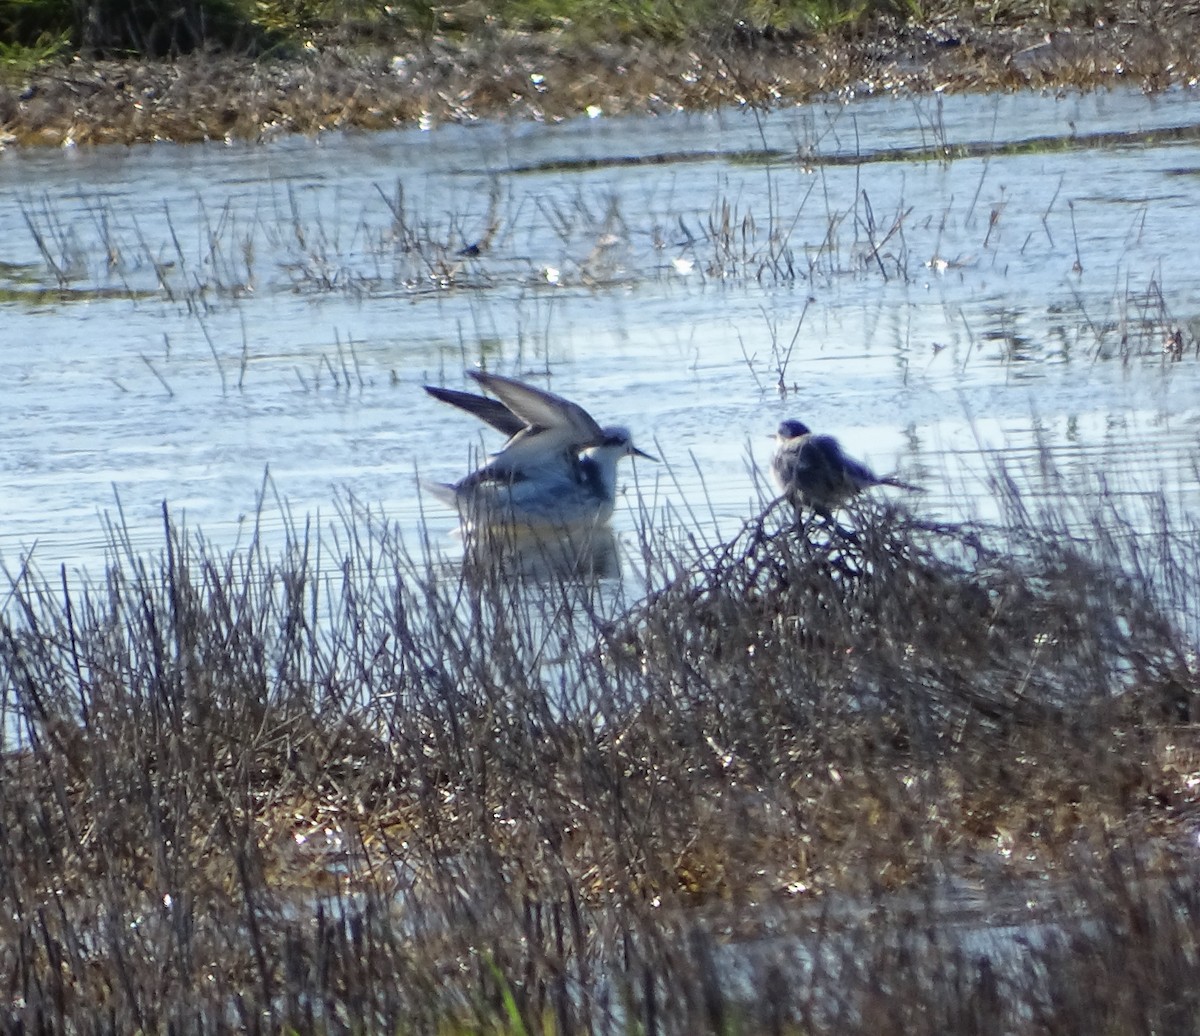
[
  {"left": 0, "top": 0, "right": 1101, "bottom": 61},
  {"left": 15, "top": 181, "right": 1199, "bottom": 373},
  {"left": 0, "top": 176, "right": 1033, "bottom": 299},
  {"left": 2, "top": 454, "right": 1199, "bottom": 1033}
]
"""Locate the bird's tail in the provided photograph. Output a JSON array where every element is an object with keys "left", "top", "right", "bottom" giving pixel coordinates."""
[
  {"left": 419, "top": 480, "right": 460, "bottom": 508},
  {"left": 880, "top": 475, "right": 923, "bottom": 493}
]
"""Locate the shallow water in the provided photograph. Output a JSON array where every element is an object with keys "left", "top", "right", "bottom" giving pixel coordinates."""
[{"left": 2, "top": 87, "right": 1200, "bottom": 582}]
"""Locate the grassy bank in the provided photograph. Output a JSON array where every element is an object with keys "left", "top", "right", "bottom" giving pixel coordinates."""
[
  {"left": 2, "top": 0, "right": 893, "bottom": 55},
  {"left": 0, "top": 0, "right": 1134, "bottom": 57},
  {"left": 2, "top": 467, "right": 1199, "bottom": 1032},
  {"left": 3, "top": 0, "right": 1200, "bottom": 146}
]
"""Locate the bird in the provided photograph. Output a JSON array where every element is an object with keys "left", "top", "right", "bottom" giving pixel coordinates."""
[
  {"left": 423, "top": 370, "right": 656, "bottom": 532},
  {"left": 771, "top": 419, "right": 920, "bottom": 518}
]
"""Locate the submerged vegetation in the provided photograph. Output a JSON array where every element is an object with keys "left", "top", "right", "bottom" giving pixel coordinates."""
[
  {"left": 4, "top": 0, "right": 1200, "bottom": 145},
  {"left": 2, "top": 466, "right": 1199, "bottom": 1031}
]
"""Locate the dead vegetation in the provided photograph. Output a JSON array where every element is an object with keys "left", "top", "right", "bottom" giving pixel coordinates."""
[
  {"left": 2, "top": 465, "right": 1199, "bottom": 1032},
  {"left": 14, "top": 171, "right": 1199, "bottom": 373},
  {"left": 5, "top": 0, "right": 1200, "bottom": 148}
]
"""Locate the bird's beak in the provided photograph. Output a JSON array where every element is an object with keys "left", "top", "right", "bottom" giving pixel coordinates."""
[{"left": 633, "top": 446, "right": 659, "bottom": 462}]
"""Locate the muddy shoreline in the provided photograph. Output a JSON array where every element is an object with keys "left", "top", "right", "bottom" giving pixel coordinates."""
[{"left": 3, "top": 14, "right": 1199, "bottom": 148}]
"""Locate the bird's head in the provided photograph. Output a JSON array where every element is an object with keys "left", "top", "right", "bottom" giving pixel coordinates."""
[
  {"left": 595, "top": 426, "right": 658, "bottom": 462},
  {"left": 776, "top": 419, "right": 812, "bottom": 441}
]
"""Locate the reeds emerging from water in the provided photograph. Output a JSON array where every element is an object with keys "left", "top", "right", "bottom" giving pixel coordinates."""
[
  {"left": 2, "top": 468, "right": 1198, "bottom": 1033},
  {"left": 13, "top": 181, "right": 1198, "bottom": 375}
]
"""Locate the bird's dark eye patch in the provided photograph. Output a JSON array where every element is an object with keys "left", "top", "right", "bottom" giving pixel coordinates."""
[
  {"left": 602, "top": 433, "right": 629, "bottom": 447},
  {"left": 779, "top": 419, "right": 811, "bottom": 438}
]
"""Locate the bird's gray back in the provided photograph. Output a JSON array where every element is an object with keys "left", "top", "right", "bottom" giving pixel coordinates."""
[{"left": 774, "top": 433, "right": 874, "bottom": 511}]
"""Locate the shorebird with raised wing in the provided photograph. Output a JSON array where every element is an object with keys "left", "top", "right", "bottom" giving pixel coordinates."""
[
  {"left": 772, "top": 419, "right": 920, "bottom": 518},
  {"left": 424, "top": 370, "right": 656, "bottom": 532}
]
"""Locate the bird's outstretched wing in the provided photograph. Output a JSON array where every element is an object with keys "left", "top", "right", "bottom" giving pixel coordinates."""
[
  {"left": 423, "top": 384, "right": 528, "bottom": 439},
  {"left": 467, "top": 371, "right": 604, "bottom": 444},
  {"left": 426, "top": 370, "right": 607, "bottom": 484}
]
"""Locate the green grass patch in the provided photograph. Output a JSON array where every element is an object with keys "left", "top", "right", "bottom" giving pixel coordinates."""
[{"left": 0, "top": 0, "right": 70, "bottom": 78}]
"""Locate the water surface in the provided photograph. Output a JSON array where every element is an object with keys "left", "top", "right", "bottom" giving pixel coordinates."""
[{"left": 2, "top": 87, "right": 1199, "bottom": 577}]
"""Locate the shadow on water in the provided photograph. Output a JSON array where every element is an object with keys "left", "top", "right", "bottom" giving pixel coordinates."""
[{"left": 463, "top": 523, "right": 623, "bottom": 582}]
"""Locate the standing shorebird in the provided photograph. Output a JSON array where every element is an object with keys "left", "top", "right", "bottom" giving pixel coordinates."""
[
  {"left": 423, "top": 370, "right": 656, "bottom": 532},
  {"left": 772, "top": 419, "right": 920, "bottom": 518}
]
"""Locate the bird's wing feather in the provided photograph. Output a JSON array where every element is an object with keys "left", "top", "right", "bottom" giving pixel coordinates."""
[
  {"left": 479, "top": 432, "right": 578, "bottom": 480},
  {"left": 839, "top": 456, "right": 881, "bottom": 489},
  {"left": 426, "top": 378, "right": 578, "bottom": 480},
  {"left": 468, "top": 371, "right": 604, "bottom": 444},
  {"left": 424, "top": 385, "right": 528, "bottom": 438},
  {"left": 454, "top": 466, "right": 531, "bottom": 491},
  {"left": 807, "top": 435, "right": 879, "bottom": 489}
]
